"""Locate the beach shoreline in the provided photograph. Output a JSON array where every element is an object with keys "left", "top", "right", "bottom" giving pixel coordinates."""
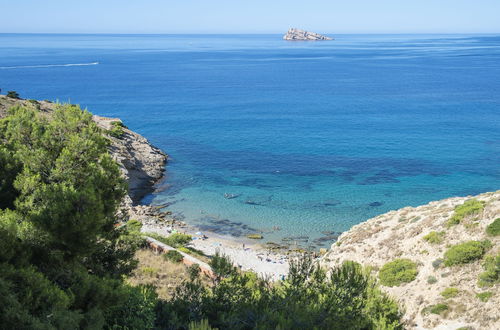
[{"left": 141, "top": 218, "right": 291, "bottom": 281}]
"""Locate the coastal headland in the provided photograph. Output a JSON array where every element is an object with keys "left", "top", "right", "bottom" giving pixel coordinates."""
[{"left": 2, "top": 95, "right": 498, "bottom": 329}]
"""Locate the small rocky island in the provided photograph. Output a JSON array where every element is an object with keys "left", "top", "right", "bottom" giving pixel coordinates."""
[{"left": 283, "top": 28, "right": 333, "bottom": 41}]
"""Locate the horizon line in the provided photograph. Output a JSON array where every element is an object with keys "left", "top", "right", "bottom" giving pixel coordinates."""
[{"left": 1, "top": 32, "right": 500, "bottom": 35}]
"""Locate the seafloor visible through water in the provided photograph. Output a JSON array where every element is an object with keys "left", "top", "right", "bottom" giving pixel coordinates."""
[{"left": 1, "top": 33, "right": 499, "bottom": 247}]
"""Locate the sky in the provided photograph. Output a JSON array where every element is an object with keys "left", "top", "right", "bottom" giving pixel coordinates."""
[{"left": 1, "top": 0, "right": 500, "bottom": 34}]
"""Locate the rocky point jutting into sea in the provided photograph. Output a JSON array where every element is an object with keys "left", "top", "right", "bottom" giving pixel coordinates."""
[
  {"left": 321, "top": 190, "right": 499, "bottom": 329},
  {"left": 0, "top": 95, "right": 167, "bottom": 221},
  {"left": 283, "top": 28, "right": 333, "bottom": 40}
]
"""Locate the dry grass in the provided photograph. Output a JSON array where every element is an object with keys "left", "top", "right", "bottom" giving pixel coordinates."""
[{"left": 127, "top": 249, "right": 210, "bottom": 299}]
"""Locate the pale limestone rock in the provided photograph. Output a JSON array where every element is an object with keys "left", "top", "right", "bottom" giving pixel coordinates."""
[{"left": 283, "top": 28, "right": 333, "bottom": 41}]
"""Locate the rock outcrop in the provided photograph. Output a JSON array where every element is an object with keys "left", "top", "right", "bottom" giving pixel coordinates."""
[
  {"left": 283, "top": 28, "right": 333, "bottom": 41},
  {"left": 320, "top": 191, "right": 500, "bottom": 329},
  {"left": 0, "top": 95, "right": 167, "bottom": 218},
  {"left": 92, "top": 115, "right": 166, "bottom": 207}
]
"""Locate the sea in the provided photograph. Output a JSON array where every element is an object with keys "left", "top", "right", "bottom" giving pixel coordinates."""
[{"left": 1, "top": 33, "right": 499, "bottom": 248}]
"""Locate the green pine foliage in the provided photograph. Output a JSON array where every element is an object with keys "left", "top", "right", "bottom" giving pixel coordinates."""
[
  {"left": 440, "top": 287, "right": 459, "bottom": 299},
  {"left": 147, "top": 232, "right": 192, "bottom": 248},
  {"left": 478, "top": 254, "right": 500, "bottom": 287},
  {"left": 447, "top": 199, "right": 485, "bottom": 226},
  {"left": 108, "top": 121, "right": 126, "bottom": 138},
  {"left": 164, "top": 250, "right": 184, "bottom": 263},
  {"left": 378, "top": 259, "right": 418, "bottom": 287},
  {"left": 157, "top": 256, "right": 403, "bottom": 329},
  {"left": 486, "top": 218, "right": 500, "bottom": 236},
  {"left": 0, "top": 104, "right": 153, "bottom": 329},
  {"left": 476, "top": 292, "right": 493, "bottom": 302},
  {"left": 429, "top": 304, "right": 448, "bottom": 315},
  {"left": 423, "top": 231, "right": 445, "bottom": 244},
  {"left": 444, "top": 240, "right": 492, "bottom": 266},
  {"left": 0, "top": 102, "right": 404, "bottom": 329}
]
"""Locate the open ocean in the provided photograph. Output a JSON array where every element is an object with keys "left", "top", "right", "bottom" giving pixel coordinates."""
[{"left": 1, "top": 34, "right": 499, "bottom": 247}]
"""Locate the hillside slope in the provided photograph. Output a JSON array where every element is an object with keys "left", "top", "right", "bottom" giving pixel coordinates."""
[
  {"left": 321, "top": 191, "right": 499, "bottom": 329},
  {"left": 0, "top": 95, "right": 167, "bottom": 216}
]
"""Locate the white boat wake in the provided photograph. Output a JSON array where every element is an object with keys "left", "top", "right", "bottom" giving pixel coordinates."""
[{"left": 0, "top": 62, "right": 99, "bottom": 69}]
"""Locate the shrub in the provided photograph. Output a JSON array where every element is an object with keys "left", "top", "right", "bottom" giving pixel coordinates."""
[
  {"left": 444, "top": 240, "right": 492, "bottom": 266},
  {"left": 423, "top": 231, "right": 445, "bottom": 244},
  {"left": 427, "top": 276, "right": 437, "bottom": 284},
  {"left": 478, "top": 254, "right": 499, "bottom": 287},
  {"left": 209, "top": 250, "right": 236, "bottom": 283},
  {"left": 447, "top": 199, "right": 484, "bottom": 226},
  {"left": 188, "top": 319, "right": 215, "bottom": 330},
  {"left": 164, "top": 250, "right": 184, "bottom": 263},
  {"left": 187, "top": 264, "right": 201, "bottom": 280},
  {"left": 178, "top": 247, "right": 191, "bottom": 254},
  {"left": 432, "top": 258, "right": 444, "bottom": 269},
  {"left": 141, "top": 267, "right": 158, "bottom": 277},
  {"left": 166, "top": 233, "right": 192, "bottom": 247},
  {"left": 440, "top": 287, "right": 459, "bottom": 299},
  {"left": 379, "top": 259, "right": 418, "bottom": 287},
  {"left": 108, "top": 121, "right": 125, "bottom": 138},
  {"left": 6, "top": 91, "right": 19, "bottom": 99},
  {"left": 476, "top": 292, "right": 493, "bottom": 302},
  {"left": 159, "top": 255, "right": 403, "bottom": 329},
  {"left": 486, "top": 218, "right": 500, "bottom": 236},
  {"left": 429, "top": 303, "right": 448, "bottom": 314},
  {"left": 126, "top": 219, "right": 142, "bottom": 232},
  {"left": 146, "top": 232, "right": 192, "bottom": 248}
]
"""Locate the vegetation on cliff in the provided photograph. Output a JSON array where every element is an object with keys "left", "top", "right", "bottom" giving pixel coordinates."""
[
  {"left": 0, "top": 102, "right": 403, "bottom": 329},
  {"left": 0, "top": 104, "right": 153, "bottom": 328}
]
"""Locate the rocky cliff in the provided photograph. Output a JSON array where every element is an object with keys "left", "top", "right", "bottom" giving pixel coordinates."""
[
  {"left": 0, "top": 95, "right": 167, "bottom": 218},
  {"left": 283, "top": 28, "right": 333, "bottom": 41},
  {"left": 320, "top": 191, "right": 499, "bottom": 329}
]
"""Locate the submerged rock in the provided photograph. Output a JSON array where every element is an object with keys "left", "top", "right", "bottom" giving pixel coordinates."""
[{"left": 283, "top": 28, "right": 333, "bottom": 41}]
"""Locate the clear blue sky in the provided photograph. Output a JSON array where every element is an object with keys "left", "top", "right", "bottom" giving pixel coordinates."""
[{"left": 2, "top": 0, "right": 500, "bottom": 34}]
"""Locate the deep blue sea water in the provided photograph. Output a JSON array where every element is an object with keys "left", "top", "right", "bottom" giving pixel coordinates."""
[{"left": 1, "top": 34, "right": 499, "bottom": 247}]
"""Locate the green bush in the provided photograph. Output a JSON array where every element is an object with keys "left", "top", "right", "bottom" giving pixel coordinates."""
[
  {"left": 188, "top": 319, "right": 216, "bottom": 330},
  {"left": 0, "top": 104, "right": 151, "bottom": 329},
  {"left": 158, "top": 255, "right": 403, "bottom": 329},
  {"left": 476, "top": 292, "right": 493, "bottom": 302},
  {"left": 164, "top": 250, "right": 184, "bottom": 263},
  {"left": 209, "top": 250, "right": 237, "bottom": 283},
  {"left": 429, "top": 303, "right": 448, "bottom": 315},
  {"left": 432, "top": 258, "right": 444, "bottom": 269},
  {"left": 486, "top": 218, "right": 500, "bottom": 236},
  {"left": 142, "top": 267, "right": 158, "bottom": 277},
  {"left": 107, "top": 284, "right": 157, "bottom": 330},
  {"left": 478, "top": 254, "right": 499, "bottom": 287},
  {"left": 423, "top": 231, "right": 445, "bottom": 244},
  {"left": 447, "top": 199, "right": 485, "bottom": 226},
  {"left": 108, "top": 121, "right": 125, "bottom": 138},
  {"left": 427, "top": 276, "right": 437, "bottom": 284},
  {"left": 440, "top": 287, "right": 459, "bottom": 299},
  {"left": 166, "top": 233, "right": 192, "bottom": 247},
  {"left": 178, "top": 246, "right": 191, "bottom": 254},
  {"left": 6, "top": 91, "right": 19, "bottom": 99},
  {"left": 126, "top": 219, "right": 142, "bottom": 232},
  {"left": 379, "top": 258, "right": 418, "bottom": 287},
  {"left": 444, "top": 240, "right": 492, "bottom": 266},
  {"left": 187, "top": 264, "right": 201, "bottom": 280},
  {"left": 148, "top": 232, "right": 192, "bottom": 248}
]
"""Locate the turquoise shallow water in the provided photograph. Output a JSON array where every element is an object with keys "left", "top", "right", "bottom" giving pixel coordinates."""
[{"left": 1, "top": 34, "right": 499, "bottom": 247}]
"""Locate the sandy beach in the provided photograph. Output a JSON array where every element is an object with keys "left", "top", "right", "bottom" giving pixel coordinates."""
[{"left": 142, "top": 222, "right": 290, "bottom": 281}]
